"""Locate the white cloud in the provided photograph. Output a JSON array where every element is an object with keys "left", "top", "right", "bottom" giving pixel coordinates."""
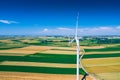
[
  {"left": 99, "top": 27, "right": 112, "bottom": 30},
  {"left": 43, "top": 28, "right": 48, "bottom": 32},
  {"left": 116, "top": 26, "right": 120, "bottom": 29},
  {"left": 0, "top": 20, "right": 18, "bottom": 24},
  {"left": 57, "top": 27, "right": 72, "bottom": 30},
  {"left": 40, "top": 26, "right": 120, "bottom": 36}
]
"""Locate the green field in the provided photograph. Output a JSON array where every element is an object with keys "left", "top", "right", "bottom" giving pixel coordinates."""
[
  {"left": 0, "top": 53, "right": 76, "bottom": 64},
  {"left": 85, "top": 45, "right": 120, "bottom": 52},
  {"left": 0, "top": 65, "right": 85, "bottom": 75},
  {"left": 0, "top": 42, "right": 27, "bottom": 50}
]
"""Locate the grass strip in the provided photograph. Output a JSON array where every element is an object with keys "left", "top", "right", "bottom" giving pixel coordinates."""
[
  {"left": 0, "top": 65, "right": 86, "bottom": 75},
  {"left": 83, "top": 53, "right": 120, "bottom": 59},
  {"left": 0, "top": 53, "right": 76, "bottom": 64}
]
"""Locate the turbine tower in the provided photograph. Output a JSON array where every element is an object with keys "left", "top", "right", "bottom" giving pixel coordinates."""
[
  {"left": 69, "top": 12, "right": 81, "bottom": 80},
  {"left": 75, "top": 12, "right": 80, "bottom": 80},
  {"left": 75, "top": 12, "right": 89, "bottom": 80}
]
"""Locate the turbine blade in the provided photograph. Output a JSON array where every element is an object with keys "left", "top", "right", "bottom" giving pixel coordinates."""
[
  {"left": 69, "top": 39, "right": 75, "bottom": 46},
  {"left": 70, "top": 39, "right": 75, "bottom": 43}
]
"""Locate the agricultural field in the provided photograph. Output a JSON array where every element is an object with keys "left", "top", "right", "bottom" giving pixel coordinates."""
[
  {"left": 82, "top": 44, "right": 120, "bottom": 80},
  {"left": 0, "top": 36, "right": 120, "bottom": 80}
]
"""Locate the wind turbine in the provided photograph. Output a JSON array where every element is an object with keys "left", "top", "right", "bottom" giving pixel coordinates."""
[
  {"left": 75, "top": 13, "right": 89, "bottom": 80},
  {"left": 75, "top": 12, "right": 80, "bottom": 80},
  {"left": 69, "top": 12, "right": 80, "bottom": 80},
  {"left": 69, "top": 12, "right": 89, "bottom": 80}
]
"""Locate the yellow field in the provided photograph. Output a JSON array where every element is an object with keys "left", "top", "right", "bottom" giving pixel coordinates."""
[
  {"left": 0, "top": 61, "right": 76, "bottom": 68},
  {"left": 81, "top": 44, "right": 120, "bottom": 80},
  {"left": 0, "top": 46, "right": 51, "bottom": 56},
  {"left": 95, "top": 72, "right": 120, "bottom": 80},
  {"left": 0, "top": 45, "right": 77, "bottom": 56},
  {"left": 52, "top": 47, "right": 76, "bottom": 50},
  {"left": 43, "top": 50, "right": 76, "bottom": 54},
  {"left": 0, "top": 40, "right": 13, "bottom": 43},
  {"left": 0, "top": 53, "right": 26, "bottom": 56},
  {"left": 0, "top": 72, "right": 94, "bottom": 80},
  {"left": 82, "top": 57, "right": 120, "bottom": 80},
  {"left": 82, "top": 57, "right": 120, "bottom": 67},
  {"left": 20, "top": 40, "right": 31, "bottom": 43},
  {"left": 85, "top": 65, "right": 120, "bottom": 73},
  {"left": 81, "top": 46, "right": 105, "bottom": 49}
]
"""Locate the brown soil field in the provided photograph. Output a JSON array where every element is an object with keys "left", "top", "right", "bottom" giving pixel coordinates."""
[
  {"left": 20, "top": 40, "right": 31, "bottom": 42},
  {"left": 51, "top": 47, "right": 76, "bottom": 50},
  {"left": 0, "top": 53, "right": 26, "bottom": 56},
  {"left": 95, "top": 72, "right": 120, "bottom": 80},
  {"left": 0, "top": 61, "right": 76, "bottom": 68},
  {"left": 86, "top": 65, "right": 120, "bottom": 73},
  {"left": 0, "top": 71, "right": 95, "bottom": 80},
  {"left": 0, "top": 46, "right": 51, "bottom": 55},
  {"left": 81, "top": 46, "right": 105, "bottom": 49},
  {"left": 82, "top": 57, "right": 120, "bottom": 67},
  {"left": 0, "top": 45, "right": 105, "bottom": 56},
  {"left": 0, "top": 40, "right": 13, "bottom": 43},
  {"left": 43, "top": 50, "right": 76, "bottom": 54}
]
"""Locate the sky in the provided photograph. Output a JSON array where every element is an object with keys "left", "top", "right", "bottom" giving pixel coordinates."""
[{"left": 0, "top": 0, "right": 120, "bottom": 36}]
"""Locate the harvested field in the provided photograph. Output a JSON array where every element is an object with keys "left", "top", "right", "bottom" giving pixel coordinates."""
[
  {"left": 95, "top": 72, "right": 120, "bottom": 80},
  {"left": 82, "top": 45, "right": 120, "bottom": 79},
  {"left": 50, "top": 47, "right": 76, "bottom": 50},
  {"left": 0, "top": 46, "right": 76, "bottom": 55},
  {"left": 0, "top": 40, "right": 13, "bottom": 43},
  {"left": 20, "top": 40, "right": 31, "bottom": 43},
  {"left": 0, "top": 61, "right": 76, "bottom": 68},
  {"left": 85, "top": 65, "right": 120, "bottom": 73},
  {"left": 81, "top": 46, "right": 105, "bottom": 49},
  {"left": 0, "top": 72, "right": 94, "bottom": 80},
  {"left": 82, "top": 57, "right": 120, "bottom": 67},
  {"left": 43, "top": 50, "right": 76, "bottom": 54},
  {"left": 0, "top": 46, "right": 51, "bottom": 55},
  {"left": 0, "top": 53, "right": 26, "bottom": 56}
]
